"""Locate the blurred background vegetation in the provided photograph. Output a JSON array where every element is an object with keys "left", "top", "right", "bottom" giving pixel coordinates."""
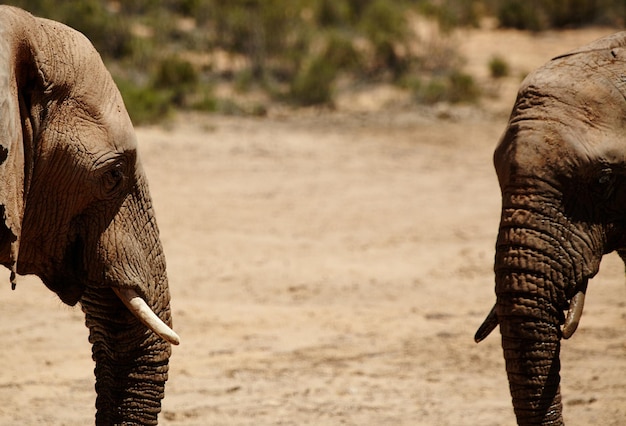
[{"left": 6, "top": 0, "right": 625, "bottom": 123}]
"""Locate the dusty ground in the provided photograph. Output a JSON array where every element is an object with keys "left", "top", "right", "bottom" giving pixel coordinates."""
[{"left": 0, "top": 25, "right": 626, "bottom": 426}]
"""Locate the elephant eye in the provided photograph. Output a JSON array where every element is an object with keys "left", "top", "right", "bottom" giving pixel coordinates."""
[
  {"left": 102, "top": 162, "right": 126, "bottom": 195},
  {"left": 593, "top": 169, "right": 615, "bottom": 199}
]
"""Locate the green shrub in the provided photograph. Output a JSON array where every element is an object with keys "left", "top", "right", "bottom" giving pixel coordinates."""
[
  {"left": 8, "top": 0, "right": 133, "bottom": 58},
  {"left": 289, "top": 55, "right": 338, "bottom": 106},
  {"left": 495, "top": 0, "right": 626, "bottom": 29},
  {"left": 315, "top": 0, "right": 352, "bottom": 27},
  {"left": 417, "top": 0, "right": 484, "bottom": 31},
  {"left": 416, "top": 78, "right": 448, "bottom": 104},
  {"left": 324, "top": 31, "right": 362, "bottom": 72},
  {"left": 211, "top": 0, "right": 305, "bottom": 79},
  {"left": 497, "top": 0, "right": 546, "bottom": 30},
  {"left": 191, "top": 95, "right": 218, "bottom": 113},
  {"left": 234, "top": 69, "right": 255, "bottom": 93},
  {"left": 413, "top": 71, "right": 480, "bottom": 105},
  {"left": 397, "top": 75, "right": 423, "bottom": 92},
  {"left": 543, "top": 0, "right": 604, "bottom": 28},
  {"left": 153, "top": 56, "right": 198, "bottom": 87},
  {"left": 151, "top": 56, "right": 199, "bottom": 107},
  {"left": 114, "top": 77, "right": 173, "bottom": 125},
  {"left": 360, "top": 0, "right": 410, "bottom": 76},
  {"left": 488, "top": 55, "right": 510, "bottom": 79},
  {"left": 7, "top": 1, "right": 486, "bottom": 112},
  {"left": 448, "top": 71, "right": 480, "bottom": 103}
]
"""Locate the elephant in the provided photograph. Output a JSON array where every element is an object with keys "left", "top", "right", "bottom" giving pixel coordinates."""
[
  {"left": 474, "top": 31, "right": 626, "bottom": 425},
  {"left": 0, "top": 6, "right": 179, "bottom": 425}
]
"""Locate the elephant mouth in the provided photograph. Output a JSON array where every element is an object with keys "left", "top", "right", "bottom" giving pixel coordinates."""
[
  {"left": 42, "top": 269, "right": 86, "bottom": 306},
  {"left": 38, "top": 235, "right": 87, "bottom": 306},
  {"left": 40, "top": 230, "right": 180, "bottom": 345},
  {"left": 42, "top": 256, "right": 179, "bottom": 344}
]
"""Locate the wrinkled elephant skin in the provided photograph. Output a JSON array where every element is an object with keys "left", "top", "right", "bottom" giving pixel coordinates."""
[
  {"left": 0, "top": 6, "right": 178, "bottom": 425},
  {"left": 476, "top": 32, "right": 626, "bottom": 425}
]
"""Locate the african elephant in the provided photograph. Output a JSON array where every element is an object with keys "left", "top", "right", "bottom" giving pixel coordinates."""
[
  {"left": 475, "top": 32, "right": 626, "bottom": 425},
  {"left": 0, "top": 6, "right": 179, "bottom": 425}
]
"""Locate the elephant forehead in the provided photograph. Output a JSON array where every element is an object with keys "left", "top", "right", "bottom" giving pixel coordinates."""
[
  {"left": 67, "top": 110, "right": 136, "bottom": 156},
  {"left": 37, "top": 18, "right": 137, "bottom": 154},
  {"left": 494, "top": 119, "right": 624, "bottom": 186},
  {"left": 495, "top": 123, "right": 566, "bottom": 180},
  {"left": 75, "top": 79, "right": 137, "bottom": 153},
  {"left": 553, "top": 31, "right": 626, "bottom": 59},
  {"left": 102, "top": 109, "right": 137, "bottom": 153},
  {"left": 496, "top": 53, "right": 626, "bottom": 182},
  {"left": 516, "top": 75, "right": 619, "bottom": 127}
]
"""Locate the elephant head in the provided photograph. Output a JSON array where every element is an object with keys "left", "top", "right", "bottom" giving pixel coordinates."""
[
  {"left": 475, "top": 32, "right": 626, "bottom": 425},
  {"left": 0, "top": 6, "right": 179, "bottom": 424}
]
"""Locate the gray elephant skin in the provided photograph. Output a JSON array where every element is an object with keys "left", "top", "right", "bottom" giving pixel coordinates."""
[
  {"left": 475, "top": 32, "right": 626, "bottom": 425},
  {"left": 0, "top": 6, "right": 179, "bottom": 425}
]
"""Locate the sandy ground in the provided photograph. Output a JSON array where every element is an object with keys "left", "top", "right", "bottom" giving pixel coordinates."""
[{"left": 0, "top": 26, "right": 626, "bottom": 425}]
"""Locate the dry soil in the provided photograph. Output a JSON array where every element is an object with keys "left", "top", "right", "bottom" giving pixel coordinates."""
[{"left": 0, "top": 25, "right": 625, "bottom": 426}]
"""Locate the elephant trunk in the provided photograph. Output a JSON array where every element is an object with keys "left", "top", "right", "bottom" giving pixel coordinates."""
[
  {"left": 79, "top": 175, "right": 175, "bottom": 425},
  {"left": 497, "top": 283, "right": 563, "bottom": 425},
  {"left": 82, "top": 285, "right": 172, "bottom": 425},
  {"left": 493, "top": 195, "right": 596, "bottom": 425},
  {"left": 496, "top": 241, "right": 566, "bottom": 424}
]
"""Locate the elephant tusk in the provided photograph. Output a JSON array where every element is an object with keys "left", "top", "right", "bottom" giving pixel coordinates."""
[
  {"left": 113, "top": 287, "right": 180, "bottom": 345},
  {"left": 474, "top": 304, "right": 498, "bottom": 343},
  {"left": 562, "top": 291, "right": 585, "bottom": 339}
]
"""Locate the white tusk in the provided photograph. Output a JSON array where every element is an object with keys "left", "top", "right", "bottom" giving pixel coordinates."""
[
  {"left": 562, "top": 291, "right": 585, "bottom": 339},
  {"left": 113, "top": 287, "right": 180, "bottom": 345}
]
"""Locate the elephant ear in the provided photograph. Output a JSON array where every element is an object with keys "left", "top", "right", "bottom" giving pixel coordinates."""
[
  {"left": 0, "top": 33, "right": 29, "bottom": 288},
  {"left": 552, "top": 31, "right": 626, "bottom": 60}
]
